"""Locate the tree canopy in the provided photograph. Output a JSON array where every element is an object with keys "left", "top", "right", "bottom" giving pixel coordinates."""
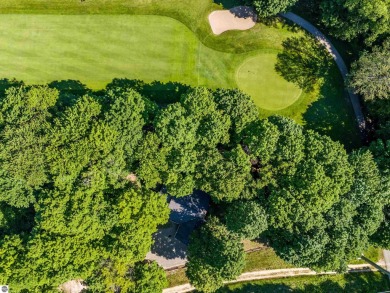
[
  {"left": 186, "top": 217, "right": 245, "bottom": 293},
  {"left": 348, "top": 39, "right": 390, "bottom": 101},
  {"left": 320, "top": 0, "right": 390, "bottom": 45},
  {"left": 275, "top": 35, "right": 333, "bottom": 92},
  {"left": 0, "top": 80, "right": 388, "bottom": 292},
  {"left": 248, "top": 0, "right": 298, "bottom": 18}
]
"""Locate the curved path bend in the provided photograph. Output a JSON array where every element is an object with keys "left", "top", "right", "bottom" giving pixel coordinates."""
[{"left": 280, "top": 12, "right": 366, "bottom": 139}]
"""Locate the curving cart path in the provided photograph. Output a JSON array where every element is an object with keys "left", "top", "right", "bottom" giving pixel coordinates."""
[{"left": 281, "top": 12, "right": 366, "bottom": 139}]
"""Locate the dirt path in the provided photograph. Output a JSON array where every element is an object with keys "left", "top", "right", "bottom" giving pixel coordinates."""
[
  {"left": 280, "top": 12, "right": 366, "bottom": 139},
  {"left": 163, "top": 264, "right": 383, "bottom": 293}
]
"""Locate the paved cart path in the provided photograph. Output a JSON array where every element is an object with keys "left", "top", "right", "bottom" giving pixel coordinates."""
[{"left": 281, "top": 12, "right": 366, "bottom": 138}]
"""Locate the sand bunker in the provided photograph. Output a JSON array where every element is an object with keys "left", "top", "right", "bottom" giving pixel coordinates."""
[{"left": 208, "top": 6, "right": 257, "bottom": 35}]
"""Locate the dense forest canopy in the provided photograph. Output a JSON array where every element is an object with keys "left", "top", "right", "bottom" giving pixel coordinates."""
[{"left": 0, "top": 80, "right": 388, "bottom": 292}]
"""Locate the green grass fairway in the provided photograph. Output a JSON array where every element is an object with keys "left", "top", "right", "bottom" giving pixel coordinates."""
[
  {"left": 0, "top": 0, "right": 361, "bottom": 148},
  {"left": 236, "top": 54, "right": 302, "bottom": 110},
  {"left": 0, "top": 14, "right": 299, "bottom": 110}
]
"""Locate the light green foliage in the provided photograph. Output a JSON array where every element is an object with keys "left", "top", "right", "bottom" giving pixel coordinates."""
[
  {"left": 0, "top": 77, "right": 385, "bottom": 291},
  {"left": 186, "top": 217, "right": 245, "bottom": 292},
  {"left": 134, "top": 261, "right": 168, "bottom": 293},
  {"left": 0, "top": 85, "right": 169, "bottom": 292},
  {"left": 267, "top": 128, "right": 352, "bottom": 231},
  {"left": 250, "top": 0, "right": 298, "bottom": 17},
  {"left": 225, "top": 200, "right": 268, "bottom": 240},
  {"left": 349, "top": 39, "right": 390, "bottom": 101},
  {"left": 321, "top": 0, "right": 390, "bottom": 45},
  {"left": 3, "top": 187, "right": 169, "bottom": 292},
  {"left": 275, "top": 35, "right": 333, "bottom": 92},
  {"left": 0, "top": 86, "right": 58, "bottom": 207}
]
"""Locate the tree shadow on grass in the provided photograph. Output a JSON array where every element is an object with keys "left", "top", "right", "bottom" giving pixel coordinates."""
[
  {"left": 274, "top": 35, "right": 360, "bottom": 149},
  {"left": 214, "top": 0, "right": 245, "bottom": 9},
  {"left": 48, "top": 79, "right": 90, "bottom": 112},
  {"left": 303, "top": 66, "right": 361, "bottom": 150},
  {"left": 0, "top": 78, "right": 24, "bottom": 102},
  {"left": 105, "top": 78, "right": 192, "bottom": 105}
]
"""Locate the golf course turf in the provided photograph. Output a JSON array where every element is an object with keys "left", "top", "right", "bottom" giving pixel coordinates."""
[
  {"left": 0, "top": 14, "right": 300, "bottom": 111},
  {"left": 0, "top": 0, "right": 361, "bottom": 148}
]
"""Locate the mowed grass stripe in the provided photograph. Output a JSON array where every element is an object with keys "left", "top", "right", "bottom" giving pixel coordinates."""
[{"left": 0, "top": 14, "right": 301, "bottom": 110}]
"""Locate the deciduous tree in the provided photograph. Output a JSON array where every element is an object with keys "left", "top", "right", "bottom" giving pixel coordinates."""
[
  {"left": 348, "top": 39, "right": 390, "bottom": 101},
  {"left": 186, "top": 217, "right": 245, "bottom": 292}
]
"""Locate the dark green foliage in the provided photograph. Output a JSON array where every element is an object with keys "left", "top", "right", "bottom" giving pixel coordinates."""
[
  {"left": 348, "top": 39, "right": 390, "bottom": 101},
  {"left": 213, "top": 89, "right": 258, "bottom": 141},
  {"left": 225, "top": 200, "right": 268, "bottom": 240},
  {"left": 198, "top": 146, "right": 251, "bottom": 202},
  {"left": 268, "top": 149, "right": 383, "bottom": 271},
  {"left": 321, "top": 0, "right": 390, "bottom": 45},
  {"left": 248, "top": 0, "right": 298, "bottom": 17},
  {"left": 186, "top": 217, "right": 245, "bottom": 292},
  {"left": 369, "top": 140, "right": 390, "bottom": 248},
  {"left": 0, "top": 79, "right": 388, "bottom": 292},
  {"left": 242, "top": 115, "right": 385, "bottom": 271},
  {"left": 275, "top": 35, "right": 333, "bottom": 92}
]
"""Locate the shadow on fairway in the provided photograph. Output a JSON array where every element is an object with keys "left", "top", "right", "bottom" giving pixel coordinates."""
[
  {"left": 303, "top": 67, "right": 361, "bottom": 150},
  {"left": 0, "top": 78, "right": 24, "bottom": 99},
  {"left": 106, "top": 78, "right": 192, "bottom": 105},
  {"left": 48, "top": 80, "right": 90, "bottom": 112},
  {"left": 214, "top": 0, "right": 244, "bottom": 9}
]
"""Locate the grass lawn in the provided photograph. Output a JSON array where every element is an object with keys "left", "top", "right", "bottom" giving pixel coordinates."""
[
  {"left": 166, "top": 247, "right": 294, "bottom": 287},
  {"left": 166, "top": 268, "right": 189, "bottom": 288},
  {"left": 244, "top": 249, "right": 294, "bottom": 272},
  {"left": 349, "top": 246, "right": 383, "bottom": 265},
  {"left": 0, "top": 14, "right": 300, "bottom": 111},
  {"left": 218, "top": 272, "right": 390, "bottom": 292},
  {"left": 166, "top": 245, "right": 384, "bottom": 288},
  {"left": 0, "top": 0, "right": 361, "bottom": 148}
]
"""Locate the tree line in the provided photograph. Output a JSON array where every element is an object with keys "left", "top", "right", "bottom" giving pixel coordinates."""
[{"left": 0, "top": 80, "right": 388, "bottom": 292}]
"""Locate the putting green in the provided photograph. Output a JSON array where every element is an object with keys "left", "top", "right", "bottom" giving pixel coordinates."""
[
  {"left": 236, "top": 55, "right": 302, "bottom": 111},
  {"left": 0, "top": 14, "right": 300, "bottom": 110}
]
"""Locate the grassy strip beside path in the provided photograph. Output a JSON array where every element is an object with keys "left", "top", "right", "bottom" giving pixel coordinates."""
[
  {"left": 218, "top": 272, "right": 390, "bottom": 292},
  {"left": 167, "top": 246, "right": 382, "bottom": 287}
]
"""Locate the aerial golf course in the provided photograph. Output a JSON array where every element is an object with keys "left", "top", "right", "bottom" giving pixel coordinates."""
[{"left": 0, "top": 0, "right": 360, "bottom": 147}]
